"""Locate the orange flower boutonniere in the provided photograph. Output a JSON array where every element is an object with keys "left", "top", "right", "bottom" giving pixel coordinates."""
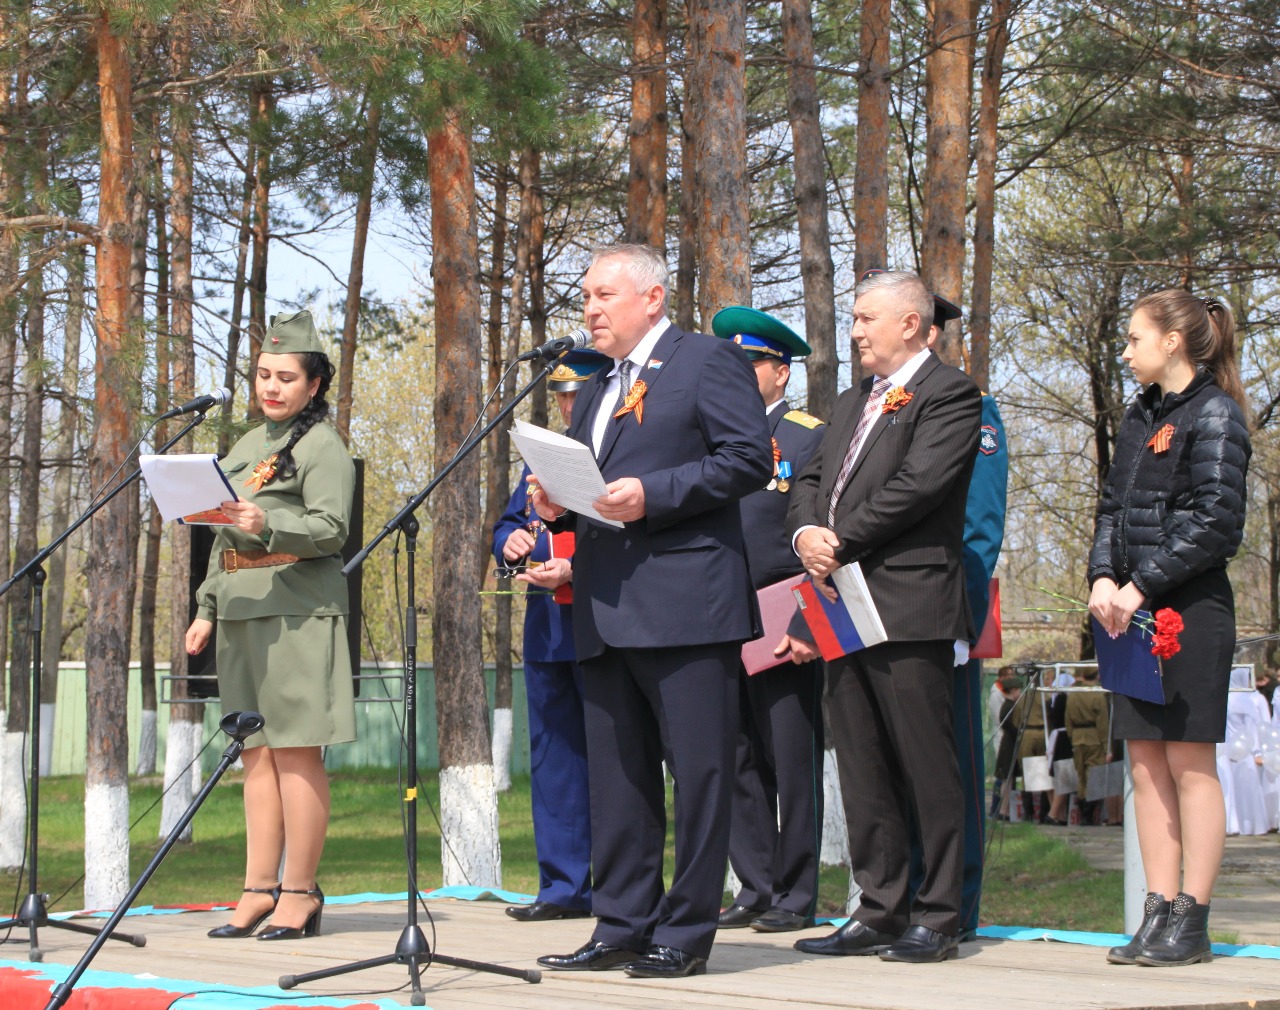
[
  {"left": 881, "top": 386, "right": 913, "bottom": 414},
  {"left": 614, "top": 379, "right": 649, "bottom": 425},
  {"left": 1147, "top": 423, "right": 1175, "bottom": 453}
]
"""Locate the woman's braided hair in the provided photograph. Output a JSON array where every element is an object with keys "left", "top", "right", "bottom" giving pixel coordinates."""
[{"left": 268, "top": 351, "right": 335, "bottom": 483}]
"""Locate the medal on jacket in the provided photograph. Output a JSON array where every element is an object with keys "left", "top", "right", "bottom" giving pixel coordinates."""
[
  {"left": 1147, "top": 423, "right": 1175, "bottom": 453},
  {"left": 244, "top": 454, "right": 278, "bottom": 492},
  {"left": 614, "top": 380, "right": 648, "bottom": 424},
  {"left": 777, "top": 461, "right": 792, "bottom": 493},
  {"left": 766, "top": 437, "right": 782, "bottom": 490}
]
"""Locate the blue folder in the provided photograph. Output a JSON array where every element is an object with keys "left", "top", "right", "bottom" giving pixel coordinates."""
[{"left": 1092, "top": 612, "right": 1165, "bottom": 704}]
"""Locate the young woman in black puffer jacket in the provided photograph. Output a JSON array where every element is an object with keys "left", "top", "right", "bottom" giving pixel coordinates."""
[{"left": 1088, "top": 289, "right": 1251, "bottom": 968}]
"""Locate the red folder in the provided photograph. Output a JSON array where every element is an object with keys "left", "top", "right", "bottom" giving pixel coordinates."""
[
  {"left": 741, "top": 574, "right": 807, "bottom": 675},
  {"left": 551, "top": 531, "right": 575, "bottom": 605},
  {"left": 970, "top": 577, "right": 1002, "bottom": 659}
]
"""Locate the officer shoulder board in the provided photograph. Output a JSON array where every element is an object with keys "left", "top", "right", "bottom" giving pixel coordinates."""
[{"left": 783, "top": 409, "right": 823, "bottom": 430}]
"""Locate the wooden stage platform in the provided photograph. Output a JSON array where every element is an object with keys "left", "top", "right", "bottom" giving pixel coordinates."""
[{"left": 4, "top": 897, "right": 1279, "bottom": 1010}]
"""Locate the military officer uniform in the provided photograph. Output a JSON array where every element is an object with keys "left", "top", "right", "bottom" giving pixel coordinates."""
[
  {"left": 492, "top": 349, "right": 607, "bottom": 920},
  {"left": 711, "top": 307, "right": 827, "bottom": 934},
  {"left": 195, "top": 311, "right": 357, "bottom": 750}
]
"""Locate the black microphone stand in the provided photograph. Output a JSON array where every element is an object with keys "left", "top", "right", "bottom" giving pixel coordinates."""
[
  {"left": 0, "top": 408, "right": 214, "bottom": 960},
  {"left": 42, "top": 712, "right": 267, "bottom": 1010},
  {"left": 278, "top": 356, "right": 563, "bottom": 1003}
]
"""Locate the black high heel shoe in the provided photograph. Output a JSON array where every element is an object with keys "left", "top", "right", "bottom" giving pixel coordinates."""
[
  {"left": 207, "top": 884, "right": 281, "bottom": 939},
  {"left": 257, "top": 885, "right": 324, "bottom": 941}
]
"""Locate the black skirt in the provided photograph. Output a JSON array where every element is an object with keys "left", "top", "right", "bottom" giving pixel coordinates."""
[{"left": 1112, "top": 567, "right": 1234, "bottom": 743}]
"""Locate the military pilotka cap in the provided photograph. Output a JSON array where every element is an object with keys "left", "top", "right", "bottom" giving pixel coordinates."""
[
  {"left": 548, "top": 347, "right": 610, "bottom": 392},
  {"left": 711, "top": 305, "right": 812, "bottom": 364},
  {"left": 263, "top": 309, "right": 326, "bottom": 355},
  {"left": 860, "top": 268, "right": 961, "bottom": 325}
]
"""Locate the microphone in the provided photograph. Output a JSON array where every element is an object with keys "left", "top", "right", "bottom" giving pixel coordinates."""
[
  {"left": 157, "top": 387, "right": 232, "bottom": 421},
  {"left": 516, "top": 329, "right": 592, "bottom": 362}
]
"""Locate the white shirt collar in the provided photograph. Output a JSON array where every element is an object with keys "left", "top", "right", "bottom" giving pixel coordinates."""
[
  {"left": 878, "top": 347, "right": 932, "bottom": 388},
  {"left": 609, "top": 318, "right": 670, "bottom": 375}
]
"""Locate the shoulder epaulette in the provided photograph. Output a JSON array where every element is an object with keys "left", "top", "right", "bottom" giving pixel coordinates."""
[{"left": 784, "top": 409, "right": 824, "bottom": 430}]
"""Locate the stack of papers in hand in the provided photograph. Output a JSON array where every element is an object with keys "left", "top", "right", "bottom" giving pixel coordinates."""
[
  {"left": 792, "top": 563, "right": 888, "bottom": 661},
  {"left": 509, "top": 420, "right": 624, "bottom": 529},
  {"left": 139, "top": 453, "right": 238, "bottom": 526}
]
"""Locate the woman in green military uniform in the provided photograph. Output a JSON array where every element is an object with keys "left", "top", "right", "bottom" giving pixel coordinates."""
[{"left": 186, "top": 310, "right": 356, "bottom": 941}]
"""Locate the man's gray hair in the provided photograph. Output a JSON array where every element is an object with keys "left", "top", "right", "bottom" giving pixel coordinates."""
[
  {"left": 590, "top": 243, "right": 670, "bottom": 296},
  {"left": 854, "top": 270, "right": 935, "bottom": 335}
]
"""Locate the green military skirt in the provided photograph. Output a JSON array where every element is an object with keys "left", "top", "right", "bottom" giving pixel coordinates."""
[{"left": 215, "top": 613, "right": 356, "bottom": 749}]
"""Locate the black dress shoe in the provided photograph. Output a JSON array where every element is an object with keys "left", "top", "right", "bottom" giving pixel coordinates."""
[
  {"left": 505, "top": 900, "right": 590, "bottom": 922},
  {"left": 878, "top": 925, "right": 960, "bottom": 963},
  {"left": 718, "top": 903, "right": 765, "bottom": 928},
  {"left": 793, "top": 918, "right": 897, "bottom": 956},
  {"left": 623, "top": 945, "right": 707, "bottom": 978},
  {"left": 750, "top": 908, "right": 814, "bottom": 933},
  {"left": 537, "top": 940, "right": 639, "bottom": 971}
]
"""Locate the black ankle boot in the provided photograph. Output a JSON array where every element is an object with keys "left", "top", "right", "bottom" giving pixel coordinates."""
[
  {"left": 1106, "top": 893, "right": 1170, "bottom": 965},
  {"left": 1136, "top": 893, "right": 1212, "bottom": 966}
]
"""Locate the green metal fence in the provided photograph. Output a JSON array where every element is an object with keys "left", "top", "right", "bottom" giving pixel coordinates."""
[{"left": 32, "top": 662, "right": 530, "bottom": 776}]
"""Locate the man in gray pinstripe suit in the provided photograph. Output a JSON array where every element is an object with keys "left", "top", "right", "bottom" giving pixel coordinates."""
[{"left": 782, "top": 270, "right": 981, "bottom": 964}]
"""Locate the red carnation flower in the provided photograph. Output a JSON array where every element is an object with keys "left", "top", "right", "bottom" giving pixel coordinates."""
[{"left": 1150, "top": 607, "right": 1183, "bottom": 661}]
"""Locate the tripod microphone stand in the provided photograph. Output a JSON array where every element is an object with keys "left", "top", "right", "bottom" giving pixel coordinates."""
[
  {"left": 42, "top": 711, "right": 266, "bottom": 1010},
  {"left": 278, "top": 356, "right": 563, "bottom": 1003},
  {"left": 0, "top": 408, "right": 214, "bottom": 960}
]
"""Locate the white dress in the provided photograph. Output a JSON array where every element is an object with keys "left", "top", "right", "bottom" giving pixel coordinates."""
[{"left": 1223, "top": 687, "right": 1268, "bottom": 835}]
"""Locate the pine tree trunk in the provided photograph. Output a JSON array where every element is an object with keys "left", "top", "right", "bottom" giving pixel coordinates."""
[
  {"left": 527, "top": 169, "right": 549, "bottom": 429},
  {"left": 40, "top": 247, "right": 85, "bottom": 778},
  {"left": 337, "top": 97, "right": 380, "bottom": 443},
  {"left": 2, "top": 214, "right": 43, "bottom": 865},
  {"left": 137, "top": 145, "right": 169, "bottom": 778},
  {"left": 854, "top": 0, "right": 891, "bottom": 287},
  {"left": 428, "top": 31, "right": 500, "bottom": 887},
  {"left": 163, "top": 23, "right": 202, "bottom": 838},
  {"left": 627, "top": 0, "right": 667, "bottom": 249},
  {"left": 921, "top": 0, "right": 973, "bottom": 366},
  {"left": 782, "top": 0, "right": 837, "bottom": 420},
  {"left": 220, "top": 130, "right": 254, "bottom": 455},
  {"left": 969, "top": 0, "right": 1010, "bottom": 391},
  {"left": 484, "top": 162, "right": 513, "bottom": 791},
  {"left": 247, "top": 81, "right": 274, "bottom": 421},
  {"left": 0, "top": 36, "right": 20, "bottom": 857},
  {"left": 675, "top": 96, "right": 697, "bottom": 332},
  {"left": 84, "top": 14, "right": 138, "bottom": 907},
  {"left": 688, "top": 0, "right": 750, "bottom": 325}
]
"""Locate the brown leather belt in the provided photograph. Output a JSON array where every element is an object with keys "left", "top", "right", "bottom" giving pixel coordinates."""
[{"left": 220, "top": 548, "right": 302, "bottom": 573}]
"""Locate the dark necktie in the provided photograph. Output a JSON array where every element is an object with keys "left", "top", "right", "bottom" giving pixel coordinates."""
[
  {"left": 612, "top": 359, "right": 633, "bottom": 417},
  {"left": 828, "top": 377, "right": 892, "bottom": 526}
]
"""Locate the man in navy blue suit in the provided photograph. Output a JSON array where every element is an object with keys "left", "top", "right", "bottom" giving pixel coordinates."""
[
  {"left": 530, "top": 244, "right": 773, "bottom": 979},
  {"left": 492, "top": 349, "right": 608, "bottom": 924}
]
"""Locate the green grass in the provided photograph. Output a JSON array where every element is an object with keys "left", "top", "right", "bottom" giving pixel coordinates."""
[
  {"left": 978, "top": 823, "right": 1123, "bottom": 932},
  {"left": 2, "top": 772, "right": 1129, "bottom": 937},
  {"left": 0, "top": 769, "right": 544, "bottom": 913}
]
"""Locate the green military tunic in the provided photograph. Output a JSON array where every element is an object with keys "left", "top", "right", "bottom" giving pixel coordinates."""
[
  {"left": 1065, "top": 684, "right": 1111, "bottom": 799},
  {"left": 196, "top": 417, "right": 356, "bottom": 748},
  {"left": 1011, "top": 684, "right": 1047, "bottom": 761}
]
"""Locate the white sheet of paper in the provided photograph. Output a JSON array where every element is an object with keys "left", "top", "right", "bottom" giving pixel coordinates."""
[
  {"left": 139, "top": 453, "right": 239, "bottom": 525},
  {"left": 510, "top": 420, "right": 625, "bottom": 529}
]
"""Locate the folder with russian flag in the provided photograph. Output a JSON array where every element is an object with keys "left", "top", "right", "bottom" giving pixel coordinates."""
[{"left": 792, "top": 562, "right": 888, "bottom": 661}]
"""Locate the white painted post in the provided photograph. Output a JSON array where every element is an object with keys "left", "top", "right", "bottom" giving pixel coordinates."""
[{"left": 1122, "top": 745, "right": 1143, "bottom": 934}]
